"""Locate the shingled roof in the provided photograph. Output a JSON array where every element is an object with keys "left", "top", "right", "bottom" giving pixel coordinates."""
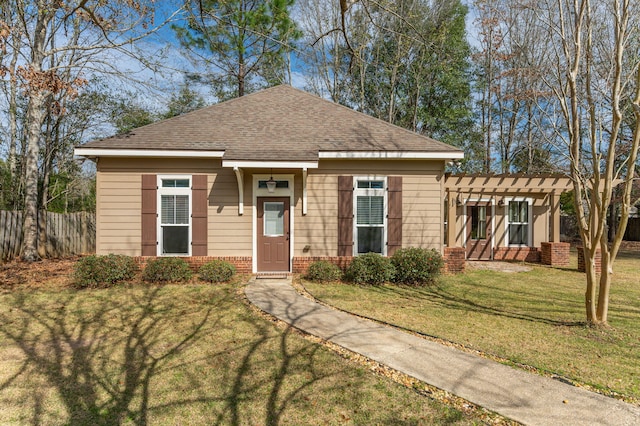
[{"left": 77, "top": 85, "right": 463, "bottom": 162}]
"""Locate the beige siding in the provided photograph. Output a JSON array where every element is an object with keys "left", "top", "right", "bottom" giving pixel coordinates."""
[
  {"left": 96, "top": 158, "right": 252, "bottom": 256},
  {"left": 96, "top": 170, "right": 142, "bottom": 255},
  {"left": 532, "top": 205, "right": 547, "bottom": 246},
  {"left": 207, "top": 169, "right": 252, "bottom": 256},
  {"left": 294, "top": 159, "right": 445, "bottom": 257},
  {"left": 97, "top": 157, "right": 447, "bottom": 258}
]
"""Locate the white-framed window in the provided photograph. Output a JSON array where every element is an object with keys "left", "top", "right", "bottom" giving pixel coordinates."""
[
  {"left": 506, "top": 198, "right": 531, "bottom": 246},
  {"left": 158, "top": 175, "right": 191, "bottom": 255},
  {"left": 263, "top": 201, "right": 285, "bottom": 236},
  {"left": 354, "top": 177, "right": 387, "bottom": 255}
]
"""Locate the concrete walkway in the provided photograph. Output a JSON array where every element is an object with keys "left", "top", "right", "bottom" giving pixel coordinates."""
[{"left": 245, "top": 277, "right": 640, "bottom": 426}]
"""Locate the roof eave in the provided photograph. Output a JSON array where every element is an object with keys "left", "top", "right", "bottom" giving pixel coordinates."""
[
  {"left": 73, "top": 148, "right": 226, "bottom": 159},
  {"left": 222, "top": 160, "right": 319, "bottom": 169},
  {"left": 318, "top": 151, "right": 464, "bottom": 160}
]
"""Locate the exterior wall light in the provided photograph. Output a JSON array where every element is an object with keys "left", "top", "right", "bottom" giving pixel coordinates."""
[{"left": 266, "top": 169, "right": 276, "bottom": 193}]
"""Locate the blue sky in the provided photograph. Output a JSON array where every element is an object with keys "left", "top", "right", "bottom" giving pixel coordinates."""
[{"left": 104, "top": 0, "right": 480, "bottom": 113}]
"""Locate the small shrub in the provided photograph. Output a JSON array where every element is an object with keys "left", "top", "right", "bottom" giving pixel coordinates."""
[
  {"left": 391, "top": 247, "right": 444, "bottom": 285},
  {"left": 305, "top": 260, "right": 342, "bottom": 282},
  {"left": 142, "top": 257, "right": 192, "bottom": 283},
  {"left": 199, "top": 259, "right": 236, "bottom": 283},
  {"left": 344, "top": 252, "right": 395, "bottom": 285},
  {"left": 73, "top": 254, "right": 138, "bottom": 289}
]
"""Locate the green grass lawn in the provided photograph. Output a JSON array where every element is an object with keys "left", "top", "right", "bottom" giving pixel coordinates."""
[
  {"left": 0, "top": 276, "right": 489, "bottom": 425},
  {"left": 303, "top": 251, "right": 640, "bottom": 402}
]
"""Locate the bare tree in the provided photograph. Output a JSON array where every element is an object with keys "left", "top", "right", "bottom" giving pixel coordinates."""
[
  {"left": 3, "top": 0, "right": 178, "bottom": 261},
  {"left": 301, "top": 0, "right": 476, "bottom": 153},
  {"left": 472, "top": 0, "right": 558, "bottom": 174},
  {"left": 532, "top": 0, "right": 640, "bottom": 325}
]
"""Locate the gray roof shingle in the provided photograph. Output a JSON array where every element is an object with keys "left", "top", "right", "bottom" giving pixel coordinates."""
[{"left": 79, "top": 85, "right": 462, "bottom": 161}]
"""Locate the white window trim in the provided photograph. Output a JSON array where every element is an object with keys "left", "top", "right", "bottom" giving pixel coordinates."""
[
  {"left": 157, "top": 175, "right": 192, "bottom": 256},
  {"left": 353, "top": 176, "right": 388, "bottom": 256},
  {"left": 504, "top": 197, "right": 533, "bottom": 247},
  {"left": 252, "top": 174, "right": 295, "bottom": 273}
]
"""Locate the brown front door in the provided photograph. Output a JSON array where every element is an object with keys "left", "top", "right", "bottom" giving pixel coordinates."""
[
  {"left": 466, "top": 202, "right": 492, "bottom": 260},
  {"left": 257, "top": 197, "right": 290, "bottom": 272}
]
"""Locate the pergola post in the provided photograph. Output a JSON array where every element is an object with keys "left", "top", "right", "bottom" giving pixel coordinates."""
[
  {"left": 447, "top": 189, "right": 458, "bottom": 247},
  {"left": 550, "top": 191, "right": 560, "bottom": 242}
]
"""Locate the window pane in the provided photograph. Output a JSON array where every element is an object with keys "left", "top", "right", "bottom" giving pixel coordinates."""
[
  {"left": 162, "top": 226, "right": 189, "bottom": 254},
  {"left": 264, "top": 202, "right": 284, "bottom": 236},
  {"left": 478, "top": 206, "right": 486, "bottom": 221},
  {"left": 509, "top": 201, "right": 528, "bottom": 222},
  {"left": 471, "top": 206, "right": 487, "bottom": 239},
  {"left": 161, "top": 195, "right": 175, "bottom": 224},
  {"left": 509, "top": 224, "right": 528, "bottom": 245},
  {"left": 161, "top": 195, "right": 189, "bottom": 224},
  {"left": 357, "top": 180, "right": 384, "bottom": 189},
  {"left": 162, "top": 179, "right": 189, "bottom": 188},
  {"left": 478, "top": 220, "right": 486, "bottom": 239},
  {"left": 357, "top": 227, "right": 383, "bottom": 254},
  {"left": 356, "top": 197, "right": 370, "bottom": 224},
  {"left": 175, "top": 195, "right": 189, "bottom": 224},
  {"left": 258, "top": 180, "right": 289, "bottom": 189},
  {"left": 520, "top": 202, "right": 528, "bottom": 222},
  {"left": 357, "top": 196, "right": 384, "bottom": 225},
  {"left": 509, "top": 202, "right": 517, "bottom": 222}
]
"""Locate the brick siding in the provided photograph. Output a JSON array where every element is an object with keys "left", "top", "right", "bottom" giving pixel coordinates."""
[
  {"left": 540, "top": 242, "right": 570, "bottom": 267},
  {"left": 494, "top": 247, "right": 541, "bottom": 263},
  {"left": 294, "top": 251, "right": 465, "bottom": 276},
  {"left": 292, "top": 256, "right": 354, "bottom": 274},
  {"left": 443, "top": 247, "right": 466, "bottom": 274},
  {"left": 576, "top": 247, "right": 602, "bottom": 273},
  {"left": 134, "top": 256, "right": 253, "bottom": 274},
  {"left": 620, "top": 241, "right": 640, "bottom": 251}
]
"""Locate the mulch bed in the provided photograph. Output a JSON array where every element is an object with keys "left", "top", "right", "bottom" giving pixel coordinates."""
[{"left": 0, "top": 257, "right": 79, "bottom": 292}]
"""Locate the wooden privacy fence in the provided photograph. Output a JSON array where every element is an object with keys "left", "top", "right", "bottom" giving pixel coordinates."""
[
  {"left": 624, "top": 217, "right": 640, "bottom": 241},
  {"left": 0, "top": 211, "right": 96, "bottom": 261},
  {"left": 561, "top": 215, "right": 640, "bottom": 242}
]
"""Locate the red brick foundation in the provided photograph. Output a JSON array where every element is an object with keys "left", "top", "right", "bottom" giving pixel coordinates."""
[
  {"left": 540, "top": 242, "right": 570, "bottom": 267},
  {"left": 494, "top": 247, "right": 541, "bottom": 262},
  {"left": 294, "top": 251, "right": 465, "bottom": 275},
  {"left": 576, "top": 247, "right": 601, "bottom": 273},
  {"left": 292, "top": 256, "right": 353, "bottom": 274},
  {"left": 134, "top": 256, "right": 253, "bottom": 274},
  {"left": 444, "top": 247, "right": 466, "bottom": 274},
  {"left": 620, "top": 241, "right": 640, "bottom": 251}
]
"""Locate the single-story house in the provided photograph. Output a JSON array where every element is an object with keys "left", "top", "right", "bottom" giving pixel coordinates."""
[{"left": 74, "top": 85, "right": 571, "bottom": 274}]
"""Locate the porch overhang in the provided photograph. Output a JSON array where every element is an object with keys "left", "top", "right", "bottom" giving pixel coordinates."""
[{"left": 223, "top": 160, "right": 319, "bottom": 216}]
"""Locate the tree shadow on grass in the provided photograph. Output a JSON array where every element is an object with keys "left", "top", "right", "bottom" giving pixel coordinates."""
[
  {"left": 215, "top": 297, "right": 350, "bottom": 426},
  {"left": 365, "top": 281, "right": 585, "bottom": 327},
  {"left": 0, "top": 286, "right": 219, "bottom": 425},
  {"left": 0, "top": 284, "right": 361, "bottom": 426},
  {"left": 219, "top": 321, "right": 330, "bottom": 426}
]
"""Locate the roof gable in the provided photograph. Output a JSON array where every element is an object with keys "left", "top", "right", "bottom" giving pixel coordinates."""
[{"left": 78, "top": 85, "right": 463, "bottom": 162}]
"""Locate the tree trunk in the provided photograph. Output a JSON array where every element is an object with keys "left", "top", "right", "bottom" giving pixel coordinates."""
[
  {"left": 38, "top": 163, "right": 51, "bottom": 258},
  {"left": 238, "top": 61, "right": 245, "bottom": 97},
  {"left": 596, "top": 247, "right": 611, "bottom": 324},
  {"left": 583, "top": 245, "right": 598, "bottom": 323},
  {"left": 7, "top": 37, "right": 20, "bottom": 180},
  {"left": 21, "top": 1, "right": 50, "bottom": 262},
  {"left": 22, "top": 91, "right": 46, "bottom": 261}
]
